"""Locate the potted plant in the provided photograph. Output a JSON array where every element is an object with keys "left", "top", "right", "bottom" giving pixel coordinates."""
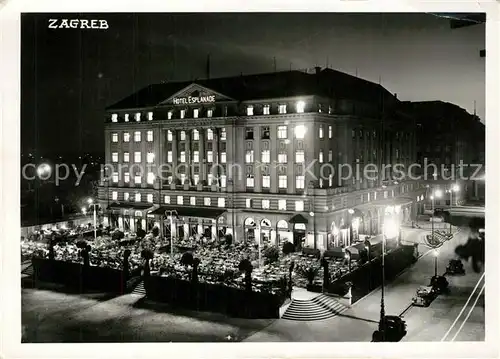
[
  {"left": 297, "top": 264, "right": 321, "bottom": 292},
  {"left": 282, "top": 242, "right": 295, "bottom": 255},
  {"left": 263, "top": 245, "right": 279, "bottom": 264}
]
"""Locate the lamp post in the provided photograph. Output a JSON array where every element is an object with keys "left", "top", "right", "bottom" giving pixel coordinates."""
[
  {"left": 433, "top": 249, "right": 439, "bottom": 277},
  {"left": 87, "top": 198, "right": 98, "bottom": 240},
  {"left": 165, "top": 210, "right": 178, "bottom": 257}
]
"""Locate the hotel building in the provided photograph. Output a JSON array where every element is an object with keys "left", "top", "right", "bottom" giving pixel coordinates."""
[{"left": 99, "top": 67, "right": 428, "bottom": 250}]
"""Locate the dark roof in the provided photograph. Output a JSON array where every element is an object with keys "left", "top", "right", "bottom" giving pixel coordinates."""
[
  {"left": 289, "top": 213, "right": 309, "bottom": 224},
  {"left": 106, "top": 68, "right": 396, "bottom": 111},
  {"left": 108, "top": 202, "right": 153, "bottom": 210},
  {"left": 148, "top": 205, "right": 226, "bottom": 219}
]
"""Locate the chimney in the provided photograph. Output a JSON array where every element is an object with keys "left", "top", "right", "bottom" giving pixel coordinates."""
[
  {"left": 315, "top": 66, "right": 321, "bottom": 75},
  {"left": 394, "top": 93, "right": 398, "bottom": 99}
]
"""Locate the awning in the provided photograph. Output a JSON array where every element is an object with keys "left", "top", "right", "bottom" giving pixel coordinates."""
[
  {"left": 289, "top": 214, "right": 308, "bottom": 224},
  {"left": 148, "top": 205, "right": 226, "bottom": 219},
  {"left": 107, "top": 202, "right": 154, "bottom": 214}
]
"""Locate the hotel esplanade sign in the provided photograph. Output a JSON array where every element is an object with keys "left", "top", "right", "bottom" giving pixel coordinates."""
[{"left": 165, "top": 83, "right": 232, "bottom": 106}]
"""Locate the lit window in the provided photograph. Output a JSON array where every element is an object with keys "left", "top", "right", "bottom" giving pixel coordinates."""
[
  {"left": 147, "top": 152, "right": 155, "bottom": 163},
  {"left": 295, "top": 200, "right": 304, "bottom": 212},
  {"left": 124, "top": 172, "right": 130, "bottom": 183},
  {"left": 180, "top": 151, "right": 186, "bottom": 163},
  {"left": 295, "top": 150, "right": 305, "bottom": 163},
  {"left": 207, "top": 109, "right": 213, "bottom": 118},
  {"left": 193, "top": 174, "right": 199, "bottom": 185},
  {"left": 124, "top": 192, "right": 130, "bottom": 201},
  {"left": 124, "top": 114, "right": 129, "bottom": 122},
  {"left": 177, "top": 196, "right": 184, "bottom": 205},
  {"left": 262, "top": 175, "right": 270, "bottom": 188},
  {"left": 329, "top": 174, "right": 333, "bottom": 187},
  {"left": 262, "top": 199, "right": 270, "bottom": 209},
  {"left": 180, "top": 131, "right": 186, "bottom": 141},
  {"left": 167, "top": 111, "right": 173, "bottom": 120},
  {"left": 220, "top": 152, "right": 226, "bottom": 163},
  {"left": 207, "top": 151, "right": 213, "bottom": 163},
  {"left": 296, "top": 175, "right": 305, "bottom": 189},
  {"left": 134, "top": 131, "right": 141, "bottom": 142},
  {"left": 204, "top": 197, "right": 211, "bottom": 206},
  {"left": 180, "top": 174, "right": 186, "bottom": 185},
  {"left": 112, "top": 152, "right": 118, "bottom": 163},
  {"left": 261, "top": 126, "right": 270, "bottom": 139},
  {"left": 295, "top": 125, "right": 306, "bottom": 139},
  {"left": 134, "top": 152, "right": 141, "bottom": 163},
  {"left": 193, "top": 151, "right": 199, "bottom": 163},
  {"left": 296, "top": 101, "right": 305, "bottom": 113},
  {"left": 111, "top": 114, "right": 118, "bottom": 122},
  {"left": 180, "top": 110, "right": 186, "bottom": 119},
  {"left": 207, "top": 129, "right": 213, "bottom": 140},
  {"left": 190, "top": 197, "right": 196, "bottom": 205},
  {"left": 167, "top": 130, "right": 173, "bottom": 141},
  {"left": 278, "top": 199, "right": 287, "bottom": 211},
  {"left": 167, "top": 176, "right": 172, "bottom": 184},
  {"left": 112, "top": 191, "right": 118, "bottom": 200},
  {"left": 319, "top": 178, "right": 323, "bottom": 188},
  {"left": 135, "top": 193, "right": 141, "bottom": 202},
  {"left": 246, "top": 199, "right": 252, "bottom": 208},
  {"left": 112, "top": 172, "right": 118, "bottom": 183},
  {"left": 246, "top": 176, "right": 254, "bottom": 187},
  {"left": 147, "top": 130, "right": 153, "bottom": 142},
  {"left": 319, "top": 150, "right": 324, "bottom": 163},
  {"left": 208, "top": 174, "right": 214, "bottom": 185},
  {"left": 167, "top": 151, "right": 172, "bottom": 163},
  {"left": 328, "top": 150, "right": 333, "bottom": 162},
  {"left": 263, "top": 105, "right": 270, "bottom": 115},
  {"left": 112, "top": 133, "right": 118, "bottom": 142},
  {"left": 218, "top": 198, "right": 225, "bottom": 208},
  {"left": 148, "top": 112, "right": 153, "bottom": 121},
  {"left": 319, "top": 126, "right": 324, "bottom": 139},
  {"left": 278, "top": 153, "right": 287, "bottom": 163},
  {"left": 135, "top": 113, "right": 141, "bottom": 122},
  {"left": 279, "top": 104, "right": 287, "bottom": 114},
  {"left": 221, "top": 128, "right": 226, "bottom": 140},
  {"left": 279, "top": 175, "right": 287, "bottom": 188},
  {"left": 261, "top": 150, "right": 270, "bottom": 163},
  {"left": 220, "top": 175, "right": 226, "bottom": 188},
  {"left": 245, "top": 150, "right": 254, "bottom": 163},
  {"left": 135, "top": 175, "right": 141, "bottom": 184},
  {"left": 193, "top": 129, "right": 199, "bottom": 140},
  {"left": 147, "top": 194, "right": 153, "bottom": 203},
  {"left": 193, "top": 109, "right": 199, "bottom": 118},
  {"left": 123, "top": 132, "right": 130, "bottom": 142},
  {"left": 328, "top": 125, "right": 333, "bottom": 139},
  {"left": 147, "top": 172, "right": 155, "bottom": 185},
  {"left": 247, "top": 106, "right": 254, "bottom": 116},
  {"left": 164, "top": 195, "right": 170, "bottom": 204},
  {"left": 277, "top": 126, "right": 287, "bottom": 139}
]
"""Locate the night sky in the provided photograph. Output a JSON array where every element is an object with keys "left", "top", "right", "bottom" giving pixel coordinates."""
[{"left": 21, "top": 13, "right": 485, "bottom": 155}]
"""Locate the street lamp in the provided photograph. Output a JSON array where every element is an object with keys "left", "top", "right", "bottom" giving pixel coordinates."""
[
  {"left": 165, "top": 210, "right": 178, "bottom": 257},
  {"left": 87, "top": 198, "right": 98, "bottom": 240}
]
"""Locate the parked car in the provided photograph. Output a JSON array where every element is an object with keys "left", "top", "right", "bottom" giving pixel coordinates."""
[
  {"left": 430, "top": 275, "right": 449, "bottom": 294},
  {"left": 446, "top": 259, "right": 465, "bottom": 275},
  {"left": 412, "top": 285, "right": 437, "bottom": 307},
  {"left": 372, "top": 316, "right": 407, "bottom": 342}
]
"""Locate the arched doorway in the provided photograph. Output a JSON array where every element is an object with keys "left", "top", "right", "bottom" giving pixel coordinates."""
[
  {"left": 218, "top": 216, "right": 227, "bottom": 240},
  {"left": 276, "top": 220, "right": 291, "bottom": 246},
  {"left": 244, "top": 217, "right": 256, "bottom": 242},
  {"left": 260, "top": 218, "right": 272, "bottom": 245}
]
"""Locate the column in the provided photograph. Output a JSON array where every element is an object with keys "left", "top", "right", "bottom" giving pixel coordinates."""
[
  {"left": 254, "top": 125, "right": 261, "bottom": 191},
  {"left": 118, "top": 216, "right": 124, "bottom": 230},
  {"left": 199, "top": 128, "right": 206, "bottom": 183},
  {"left": 211, "top": 225, "right": 217, "bottom": 240},
  {"left": 141, "top": 219, "right": 146, "bottom": 230},
  {"left": 270, "top": 229, "right": 277, "bottom": 245},
  {"left": 213, "top": 128, "right": 220, "bottom": 186},
  {"left": 172, "top": 130, "right": 178, "bottom": 183},
  {"left": 270, "top": 125, "right": 278, "bottom": 193},
  {"left": 183, "top": 223, "right": 189, "bottom": 239},
  {"left": 287, "top": 125, "right": 295, "bottom": 193},
  {"left": 186, "top": 129, "right": 192, "bottom": 184},
  {"left": 130, "top": 218, "right": 135, "bottom": 232}
]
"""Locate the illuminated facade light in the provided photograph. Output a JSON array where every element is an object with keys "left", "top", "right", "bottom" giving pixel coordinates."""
[
  {"left": 296, "top": 100, "right": 305, "bottom": 113},
  {"left": 294, "top": 125, "right": 306, "bottom": 139}
]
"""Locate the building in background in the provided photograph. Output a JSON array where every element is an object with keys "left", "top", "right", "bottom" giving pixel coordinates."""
[{"left": 99, "top": 67, "right": 428, "bottom": 249}]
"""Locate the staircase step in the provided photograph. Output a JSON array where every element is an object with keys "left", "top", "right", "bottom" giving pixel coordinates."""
[
  {"left": 21, "top": 264, "right": 34, "bottom": 276},
  {"left": 131, "top": 281, "right": 146, "bottom": 295},
  {"left": 281, "top": 295, "right": 348, "bottom": 321}
]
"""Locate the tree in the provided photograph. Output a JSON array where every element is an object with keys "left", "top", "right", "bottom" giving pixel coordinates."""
[
  {"left": 264, "top": 246, "right": 279, "bottom": 264},
  {"left": 282, "top": 242, "right": 295, "bottom": 255}
]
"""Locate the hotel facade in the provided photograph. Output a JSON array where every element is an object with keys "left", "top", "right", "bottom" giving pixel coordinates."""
[{"left": 99, "top": 67, "right": 428, "bottom": 250}]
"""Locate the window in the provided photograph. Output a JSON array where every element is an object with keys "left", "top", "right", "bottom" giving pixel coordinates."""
[
  {"left": 112, "top": 133, "right": 118, "bottom": 142},
  {"left": 122, "top": 152, "right": 129, "bottom": 163},
  {"left": 193, "top": 174, "right": 199, "bottom": 185},
  {"left": 262, "top": 175, "right": 270, "bottom": 188},
  {"left": 112, "top": 152, "right": 118, "bottom": 163},
  {"left": 295, "top": 125, "right": 306, "bottom": 139},
  {"left": 167, "top": 151, "right": 172, "bottom": 163},
  {"left": 147, "top": 112, "right": 153, "bottom": 121},
  {"left": 207, "top": 129, "right": 213, "bottom": 140},
  {"left": 134, "top": 175, "right": 141, "bottom": 184},
  {"left": 328, "top": 125, "right": 333, "bottom": 139},
  {"left": 207, "top": 109, "right": 213, "bottom": 118},
  {"left": 177, "top": 196, "right": 184, "bottom": 205},
  {"left": 167, "top": 130, "right": 173, "bottom": 141},
  {"left": 193, "top": 129, "right": 199, "bottom": 141},
  {"left": 261, "top": 150, "right": 270, "bottom": 163},
  {"left": 277, "top": 125, "right": 287, "bottom": 139},
  {"left": 207, "top": 151, "right": 213, "bottom": 163},
  {"left": 263, "top": 105, "right": 270, "bottom": 115},
  {"left": 124, "top": 172, "right": 130, "bottom": 183},
  {"left": 278, "top": 153, "right": 287, "bottom": 163},
  {"left": 147, "top": 152, "right": 155, "bottom": 163},
  {"left": 190, "top": 197, "right": 196, "bottom": 206},
  {"left": 319, "top": 150, "right": 324, "bottom": 163},
  {"left": 193, "top": 109, "right": 199, "bottom": 118},
  {"left": 245, "top": 150, "right": 254, "bottom": 163},
  {"left": 123, "top": 132, "right": 130, "bottom": 142},
  {"left": 220, "top": 152, "right": 226, "bottom": 163},
  {"left": 278, "top": 199, "right": 287, "bottom": 211},
  {"left": 204, "top": 197, "right": 211, "bottom": 206},
  {"left": 167, "top": 111, "right": 173, "bottom": 120},
  {"left": 135, "top": 113, "right": 141, "bottom": 122},
  {"left": 112, "top": 191, "right": 118, "bottom": 200},
  {"left": 147, "top": 194, "right": 153, "bottom": 203},
  {"left": 246, "top": 198, "right": 252, "bottom": 208},
  {"left": 111, "top": 114, "right": 118, "bottom": 122},
  {"left": 221, "top": 175, "right": 227, "bottom": 188},
  {"left": 246, "top": 176, "right": 254, "bottom": 187},
  {"left": 218, "top": 198, "right": 225, "bottom": 208},
  {"left": 180, "top": 173, "right": 186, "bottom": 185},
  {"left": 262, "top": 199, "right": 270, "bottom": 209},
  {"left": 247, "top": 106, "right": 254, "bottom": 116},
  {"left": 193, "top": 151, "right": 199, "bottom": 163},
  {"left": 295, "top": 150, "right": 305, "bottom": 163},
  {"left": 328, "top": 150, "right": 333, "bottom": 162},
  {"left": 319, "top": 126, "right": 324, "bottom": 139},
  {"left": 164, "top": 195, "right": 170, "bottom": 204},
  {"left": 279, "top": 175, "right": 287, "bottom": 188},
  {"left": 180, "top": 109, "right": 185, "bottom": 119},
  {"left": 279, "top": 104, "right": 287, "bottom": 114},
  {"left": 134, "top": 152, "right": 141, "bottom": 163},
  {"left": 180, "top": 131, "right": 186, "bottom": 141},
  {"left": 295, "top": 200, "right": 304, "bottom": 211},
  {"left": 220, "top": 128, "right": 226, "bottom": 140},
  {"left": 135, "top": 193, "right": 141, "bottom": 202},
  {"left": 319, "top": 178, "right": 323, "bottom": 188},
  {"left": 147, "top": 172, "right": 155, "bottom": 185},
  {"left": 261, "top": 126, "right": 270, "bottom": 139},
  {"left": 147, "top": 130, "right": 153, "bottom": 142},
  {"left": 124, "top": 192, "right": 130, "bottom": 201},
  {"left": 208, "top": 174, "right": 214, "bottom": 186},
  {"left": 296, "top": 175, "right": 305, "bottom": 189},
  {"left": 124, "top": 113, "right": 129, "bottom": 122},
  {"left": 180, "top": 151, "right": 186, "bottom": 163},
  {"left": 245, "top": 127, "right": 254, "bottom": 140},
  {"left": 134, "top": 131, "right": 141, "bottom": 142},
  {"left": 329, "top": 174, "right": 333, "bottom": 187},
  {"left": 112, "top": 172, "right": 118, "bottom": 183},
  {"left": 296, "top": 101, "right": 305, "bottom": 113}
]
